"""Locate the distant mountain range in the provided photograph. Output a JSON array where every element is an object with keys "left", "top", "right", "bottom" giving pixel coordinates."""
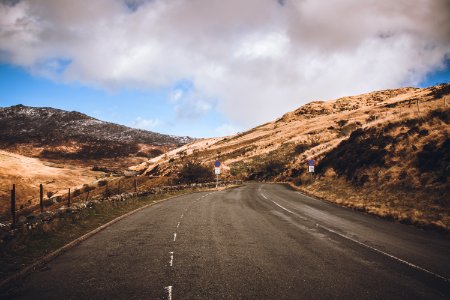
[{"left": 0, "top": 104, "right": 194, "bottom": 159}]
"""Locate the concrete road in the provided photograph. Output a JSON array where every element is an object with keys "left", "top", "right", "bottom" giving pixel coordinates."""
[{"left": 3, "top": 183, "right": 450, "bottom": 299}]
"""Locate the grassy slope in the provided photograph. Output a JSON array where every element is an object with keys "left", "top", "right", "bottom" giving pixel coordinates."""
[{"left": 138, "top": 84, "right": 450, "bottom": 231}]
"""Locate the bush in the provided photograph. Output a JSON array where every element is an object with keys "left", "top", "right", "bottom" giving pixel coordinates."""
[
  {"left": 416, "top": 139, "right": 449, "bottom": 183},
  {"left": 336, "top": 119, "right": 348, "bottom": 127},
  {"left": 178, "top": 161, "right": 213, "bottom": 184},
  {"left": 82, "top": 184, "right": 94, "bottom": 193},
  {"left": 72, "top": 189, "right": 81, "bottom": 197},
  {"left": 366, "top": 115, "right": 377, "bottom": 123},
  {"left": 293, "top": 144, "right": 310, "bottom": 155}
]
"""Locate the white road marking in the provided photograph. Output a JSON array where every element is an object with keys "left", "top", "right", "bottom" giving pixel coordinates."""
[
  {"left": 315, "top": 223, "right": 449, "bottom": 283},
  {"left": 180, "top": 213, "right": 184, "bottom": 219},
  {"left": 270, "top": 197, "right": 449, "bottom": 283},
  {"left": 169, "top": 252, "right": 174, "bottom": 267},
  {"left": 165, "top": 286, "right": 173, "bottom": 300},
  {"left": 270, "top": 200, "right": 295, "bottom": 214},
  {"left": 261, "top": 193, "right": 267, "bottom": 200},
  {"left": 173, "top": 233, "right": 177, "bottom": 242},
  {"left": 177, "top": 222, "right": 180, "bottom": 228}
]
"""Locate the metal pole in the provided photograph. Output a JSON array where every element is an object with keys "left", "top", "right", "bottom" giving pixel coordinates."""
[
  {"left": 40, "top": 183, "right": 44, "bottom": 213},
  {"left": 11, "top": 184, "right": 16, "bottom": 228},
  {"left": 68, "top": 188, "right": 71, "bottom": 207},
  {"left": 216, "top": 174, "right": 218, "bottom": 188}
]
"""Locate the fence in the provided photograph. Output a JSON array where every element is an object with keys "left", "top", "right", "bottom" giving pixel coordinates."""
[{"left": 3, "top": 178, "right": 243, "bottom": 229}]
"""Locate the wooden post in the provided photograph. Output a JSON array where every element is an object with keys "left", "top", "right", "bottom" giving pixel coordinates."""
[
  {"left": 11, "top": 184, "right": 16, "bottom": 228},
  {"left": 85, "top": 190, "right": 90, "bottom": 202},
  {"left": 40, "top": 183, "right": 43, "bottom": 213},
  {"left": 68, "top": 188, "right": 71, "bottom": 207},
  {"left": 134, "top": 178, "right": 137, "bottom": 192}
]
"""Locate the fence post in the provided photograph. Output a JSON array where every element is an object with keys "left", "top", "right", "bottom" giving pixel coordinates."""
[
  {"left": 11, "top": 184, "right": 16, "bottom": 228},
  {"left": 40, "top": 183, "right": 44, "bottom": 213},
  {"left": 68, "top": 188, "right": 71, "bottom": 207}
]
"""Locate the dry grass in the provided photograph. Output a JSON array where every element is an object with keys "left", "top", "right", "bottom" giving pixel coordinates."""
[
  {"left": 292, "top": 177, "right": 449, "bottom": 232},
  {"left": 134, "top": 84, "right": 449, "bottom": 232},
  {"left": 0, "top": 150, "right": 104, "bottom": 214}
]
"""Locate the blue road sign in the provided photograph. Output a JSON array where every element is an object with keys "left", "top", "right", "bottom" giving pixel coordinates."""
[
  {"left": 215, "top": 160, "right": 221, "bottom": 168},
  {"left": 307, "top": 159, "right": 315, "bottom": 166}
]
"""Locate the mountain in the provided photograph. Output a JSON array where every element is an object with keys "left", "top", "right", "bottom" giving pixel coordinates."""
[
  {"left": 134, "top": 83, "right": 450, "bottom": 231},
  {"left": 0, "top": 104, "right": 194, "bottom": 160}
]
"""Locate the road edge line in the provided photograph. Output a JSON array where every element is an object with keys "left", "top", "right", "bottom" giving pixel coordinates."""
[{"left": 0, "top": 191, "right": 200, "bottom": 292}]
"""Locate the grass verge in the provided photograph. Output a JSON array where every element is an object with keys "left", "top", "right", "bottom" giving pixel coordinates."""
[
  {"left": 287, "top": 178, "right": 449, "bottom": 234},
  {"left": 0, "top": 189, "right": 204, "bottom": 284}
]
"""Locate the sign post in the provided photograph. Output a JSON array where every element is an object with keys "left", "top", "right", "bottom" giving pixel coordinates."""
[
  {"left": 307, "top": 159, "right": 315, "bottom": 183},
  {"left": 214, "top": 160, "right": 221, "bottom": 188}
]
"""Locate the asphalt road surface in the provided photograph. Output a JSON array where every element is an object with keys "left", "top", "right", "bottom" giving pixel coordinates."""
[{"left": 3, "top": 183, "right": 450, "bottom": 299}]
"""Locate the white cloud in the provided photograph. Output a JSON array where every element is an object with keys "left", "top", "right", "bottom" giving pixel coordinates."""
[
  {"left": 132, "top": 117, "right": 160, "bottom": 130},
  {"left": 216, "top": 123, "right": 239, "bottom": 137},
  {"left": 1, "top": 0, "right": 449, "bottom": 129}
]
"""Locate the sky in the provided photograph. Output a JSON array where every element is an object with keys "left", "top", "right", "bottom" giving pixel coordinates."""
[{"left": 0, "top": 0, "right": 449, "bottom": 138}]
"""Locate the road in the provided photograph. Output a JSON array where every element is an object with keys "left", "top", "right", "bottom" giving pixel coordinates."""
[{"left": 3, "top": 183, "right": 450, "bottom": 299}]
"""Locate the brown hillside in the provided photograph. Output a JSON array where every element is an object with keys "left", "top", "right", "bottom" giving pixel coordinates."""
[{"left": 136, "top": 83, "right": 450, "bottom": 231}]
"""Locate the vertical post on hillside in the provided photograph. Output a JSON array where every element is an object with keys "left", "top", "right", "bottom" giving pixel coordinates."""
[
  {"left": 134, "top": 178, "right": 137, "bottom": 192},
  {"left": 39, "top": 183, "right": 44, "bottom": 213},
  {"left": 117, "top": 179, "right": 121, "bottom": 195},
  {"left": 11, "top": 184, "right": 16, "bottom": 228},
  {"left": 67, "top": 188, "right": 71, "bottom": 207},
  {"left": 85, "top": 190, "right": 90, "bottom": 202}
]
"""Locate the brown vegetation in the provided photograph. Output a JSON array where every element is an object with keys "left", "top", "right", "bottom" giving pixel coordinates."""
[{"left": 135, "top": 83, "right": 450, "bottom": 231}]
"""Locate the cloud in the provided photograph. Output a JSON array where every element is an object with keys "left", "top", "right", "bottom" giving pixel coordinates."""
[
  {"left": 1, "top": 0, "right": 449, "bottom": 129},
  {"left": 132, "top": 117, "right": 160, "bottom": 130},
  {"left": 216, "top": 123, "right": 239, "bottom": 137}
]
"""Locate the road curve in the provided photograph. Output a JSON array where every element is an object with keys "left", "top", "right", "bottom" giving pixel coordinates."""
[{"left": 2, "top": 183, "right": 449, "bottom": 299}]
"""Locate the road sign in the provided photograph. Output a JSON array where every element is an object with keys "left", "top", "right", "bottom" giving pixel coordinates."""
[
  {"left": 308, "top": 166, "right": 315, "bottom": 173},
  {"left": 307, "top": 159, "right": 315, "bottom": 166},
  {"left": 215, "top": 160, "right": 221, "bottom": 168},
  {"left": 215, "top": 167, "right": 221, "bottom": 175}
]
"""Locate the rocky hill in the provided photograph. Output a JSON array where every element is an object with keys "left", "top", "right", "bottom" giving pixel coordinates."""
[
  {"left": 135, "top": 83, "right": 450, "bottom": 231},
  {"left": 0, "top": 105, "right": 193, "bottom": 160}
]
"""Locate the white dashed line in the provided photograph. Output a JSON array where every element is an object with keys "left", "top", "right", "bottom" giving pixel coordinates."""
[
  {"left": 177, "top": 222, "right": 180, "bottom": 229},
  {"left": 270, "top": 200, "right": 295, "bottom": 214},
  {"left": 270, "top": 197, "right": 449, "bottom": 283},
  {"left": 173, "top": 233, "right": 177, "bottom": 242},
  {"left": 261, "top": 193, "right": 267, "bottom": 199},
  {"left": 180, "top": 213, "right": 184, "bottom": 219},
  {"left": 169, "top": 252, "right": 174, "bottom": 267},
  {"left": 165, "top": 286, "right": 173, "bottom": 300}
]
